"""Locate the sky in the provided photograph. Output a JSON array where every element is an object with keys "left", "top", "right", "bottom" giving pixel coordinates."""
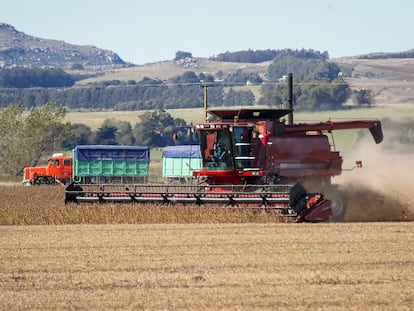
[{"left": 2, "top": 0, "right": 413, "bottom": 65}]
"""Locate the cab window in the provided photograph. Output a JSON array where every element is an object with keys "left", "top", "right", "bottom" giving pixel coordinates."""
[{"left": 200, "top": 130, "right": 233, "bottom": 170}]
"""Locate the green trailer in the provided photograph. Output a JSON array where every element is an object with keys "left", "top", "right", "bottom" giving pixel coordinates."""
[
  {"left": 73, "top": 145, "right": 149, "bottom": 183},
  {"left": 162, "top": 145, "right": 201, "bottom": 180}
]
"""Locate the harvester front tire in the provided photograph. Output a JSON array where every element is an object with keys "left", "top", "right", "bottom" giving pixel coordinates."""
[{"left": 328, "top": 191, "right": 347, "bottom": 222}]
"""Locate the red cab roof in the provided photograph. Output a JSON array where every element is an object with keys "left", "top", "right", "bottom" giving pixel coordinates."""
[{"left": 208, "top": 108, "right": 292, "bottom": 121}]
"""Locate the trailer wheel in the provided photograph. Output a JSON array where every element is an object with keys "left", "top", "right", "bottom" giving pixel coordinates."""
[{"left": 328, "top": 191, "right": 347, "bottom": 222}]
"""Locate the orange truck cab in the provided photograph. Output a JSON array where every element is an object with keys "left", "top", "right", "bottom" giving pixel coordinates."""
[{"left": 22, "top": 153, "right": 72, "bottom": 185}]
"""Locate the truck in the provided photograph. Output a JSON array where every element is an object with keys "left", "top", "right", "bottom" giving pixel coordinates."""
[
  {"left": 22, "top": 153, "right": 72, "bottom": 185},
  {"left": 22, "top": 145, "right": 150, "bottom": 186}
]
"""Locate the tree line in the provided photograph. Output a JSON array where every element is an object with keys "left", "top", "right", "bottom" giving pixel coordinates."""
[
  {"left": 0, "top": 67, "right": 75, "bottom": 88},
  {"left": 0, "top": 72, "right": 257, "bottom": 110},
  {"left": 0, "top": 49, "right": 373, "bottom": 111},
  {"left": 358, "top": 50, "right": 414, "bottom": 60},
  {"left": 66, "top": 110, "right": 198, "bottom": 149},
  {"left": 210, "top": 48, "right": 329, "bottom": 63}
]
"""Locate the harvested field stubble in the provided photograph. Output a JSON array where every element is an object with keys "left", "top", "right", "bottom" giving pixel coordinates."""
[
  {"left": 0, "top": 223, "right": 413, "bottom": 310},
  {"left": 0, "top": 186, "right": 414, "bottom": 310}
]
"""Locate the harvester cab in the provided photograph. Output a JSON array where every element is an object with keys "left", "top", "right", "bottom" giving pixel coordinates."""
[{"left": 194, "top": 108, "right": 292, "bottom": 186}]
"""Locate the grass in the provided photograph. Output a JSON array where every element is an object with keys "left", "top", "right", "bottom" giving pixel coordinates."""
[
  {"left": 0, "top": 222, "right": 413, "bottom": 310},
  {"left": 65, "top": 108, "right": 207, "bottom": 130},
  {"left": 0, "top": 175, "right": 20, "bottom": 183}
]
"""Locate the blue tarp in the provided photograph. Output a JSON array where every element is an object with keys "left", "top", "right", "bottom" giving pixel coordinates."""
[
  {"left": 74, "top": 145, "right": 149, "bottom": 162},
  {"left": 162, "top": 145, "right": 201, "bottom": 158}
]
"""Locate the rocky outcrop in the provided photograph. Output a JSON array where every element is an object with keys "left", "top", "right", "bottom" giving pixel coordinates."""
[{"left": 0, "top": 23, "right": 126, "bottom": 69}]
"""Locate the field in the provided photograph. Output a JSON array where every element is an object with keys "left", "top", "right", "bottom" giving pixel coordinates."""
[
  {"left": 0, "top": 221, "right": 413, "bottom": 310},
  {"left": 1, "top": 183, "right": 414, "bottom": 310},
  {"left": 3, "top": 94, "right": 414, "bottom": 309}
]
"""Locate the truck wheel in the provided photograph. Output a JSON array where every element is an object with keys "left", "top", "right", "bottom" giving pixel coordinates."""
[{"left": 35, "top": 176, "right": 49, "bottom": 185}]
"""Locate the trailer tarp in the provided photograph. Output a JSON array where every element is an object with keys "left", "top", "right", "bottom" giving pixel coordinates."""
[
  {"left": 74, "top": 145, "right": 149, "bottom": 162},
  {"left": 162, "top": 145, "right": 201, "bottom": 158}
]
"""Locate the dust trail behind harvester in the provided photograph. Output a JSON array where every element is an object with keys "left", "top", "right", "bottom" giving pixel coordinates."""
[{"left": 335, "top": 139, "right": 414, "bottom": 222}]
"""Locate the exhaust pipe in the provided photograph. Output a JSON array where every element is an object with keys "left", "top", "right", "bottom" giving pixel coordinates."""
[{"left": 287, "top": 73, "right": 293, "bottom": 125}]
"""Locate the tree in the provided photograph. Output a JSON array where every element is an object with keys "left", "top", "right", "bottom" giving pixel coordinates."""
[
  {"left": 133, "top": 110, "right": 195, "bottom": 147},
  {"left": 65, "top": 123, "right": 94, "bottom": 147},
  {"left": 174, "top": 51, "right": 193, "bottom": 61},
  {"left": 224, "top": 88, "right": 255, "bottom": 106},
  {"left": 100, "top": 118, "right": 135, "bottom": 145},
  {"left": 0, "top": 103, "right": 71, "bottom": 175},
  {"left": 267, "top": 51, "right": 339, "bottom": 82},
  {"left": 352, "top": 89, "right": 374, "bottom": 107},
  {"left": 223, "top": 69, "right": 263, "bottom": 85},
  {"left": 133, "top": 110, "right": 174, "bottom": 147},
  {"left": 95, "top": 124, "right": 118, "bottom": 145},
  {"left": 259, "top": 78, "right": 350, "bottom": 110}
]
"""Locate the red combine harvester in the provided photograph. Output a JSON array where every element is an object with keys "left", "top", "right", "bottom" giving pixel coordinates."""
[
  {"left": 191, "top": 107, "right": 382, "bottom": 221},
  {"left": 65, "top": 78, "right": 383, "bottom": 222}
]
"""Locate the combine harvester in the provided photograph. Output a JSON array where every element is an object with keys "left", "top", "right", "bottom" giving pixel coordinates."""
[{"left": 65, "top": 76, "right": 383, "bottom": 222}]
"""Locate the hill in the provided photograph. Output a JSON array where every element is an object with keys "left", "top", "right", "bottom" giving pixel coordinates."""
[
  {"left": 333, "top": 56, "right": 414, "bottom": 104},
  {"left": 0, "top": 23, "right": 126, "bottom": 70},
  {"left": 75, "top": 56, "right": 414, "bottom": 105},
  {"left": 74, "top": 58, "right": 271, "bottom": 85},
  {"left": 1, "top": 22, "right": 414, "bottom": 104}
]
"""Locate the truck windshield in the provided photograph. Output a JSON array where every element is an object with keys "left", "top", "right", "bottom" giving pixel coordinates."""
[{"left": 199, "top": 130, "right": 233, "bottom": 170}]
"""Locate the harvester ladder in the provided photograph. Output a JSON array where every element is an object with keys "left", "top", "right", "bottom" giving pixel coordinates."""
[{"left": 235, "top": 142, "right": 257, "bottom": 171}]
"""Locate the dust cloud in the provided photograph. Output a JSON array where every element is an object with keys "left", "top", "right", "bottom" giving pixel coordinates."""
[{"left": 334, "top": 139, "right": 414, "bottom": 222}]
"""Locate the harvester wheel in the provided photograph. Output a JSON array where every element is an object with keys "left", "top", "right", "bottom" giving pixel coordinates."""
[{"left": 328, "top": 190, "right": 347, "bottom": 222}]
